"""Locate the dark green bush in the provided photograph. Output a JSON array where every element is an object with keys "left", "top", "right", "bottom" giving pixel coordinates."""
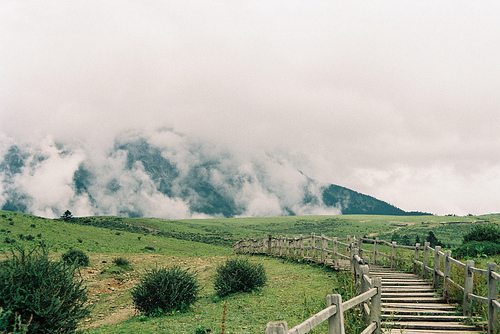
[
  {"left": 132, "top": 267, "right": 200, "bottom": 316},
  {"left": 61, "top": 249, "right": 90, "bottom": 267},
  {"left": 454, "top": 241, "right": 500, "bottom": 258},
  {"left": 463, "top": 224, "right": 500, "bottom": 243},
  {"left": 214, "top": 258, "right": 267, "bottom": 297},
  {"left": 0, "top": 247, "right": 89, "bottom": 333},
  {"left": 112, "top": 257, "right": 130, "bottom": 267},
  {"left": 0, "top": 308, "right": 30, "bottom": 334}
]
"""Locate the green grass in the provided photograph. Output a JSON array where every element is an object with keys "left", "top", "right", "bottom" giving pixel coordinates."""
[
  {"left": 86, "top": 257, "right": 349, "bottom": 334},
  {"left": 1, "top": 210, "right": 499, "bottom": 333},
  {"left": 0, "top": 211, "right": 229, "bottom": 257}
]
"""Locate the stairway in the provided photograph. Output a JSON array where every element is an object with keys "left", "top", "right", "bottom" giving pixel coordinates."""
[{"left": 369, "top": 265, "right": 484, "bottom": 334}]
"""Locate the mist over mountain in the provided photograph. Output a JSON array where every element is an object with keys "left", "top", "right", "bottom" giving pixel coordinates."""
[{"left": 0, "top": 129, "right": 425, "bottom": 218}]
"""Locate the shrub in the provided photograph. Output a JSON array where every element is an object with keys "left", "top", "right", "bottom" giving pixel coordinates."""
[
  {"left": 454, "top": 241, "right": 500, "bottom": 258},
  {"left": 132, "top": 267, "right": 200, "bottom": 316},
  {"left": 194, "top": 325, "right": 210, "bottom": 334},
  {"left": 61, "top": 249, "right": 90, "bottom": 267},
  {"left": 463, "top": 224, "right": 500, "bottom": 243},
  {"left": 112, "top": 257, "right": 130, "bottom": 267},
  {"left": 4, "top": 237, "right": 16, "bottom": 244},
  {"left": 214, "top": 258, "right": 267, "bottom": 297},
  {"left": 0, "top": 247, "right": 89, "bottom": 333}
]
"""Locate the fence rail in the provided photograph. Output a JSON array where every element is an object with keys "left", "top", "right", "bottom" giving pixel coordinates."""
[{"left": 234, "top": 233, "right": 499, "bottom": 334}]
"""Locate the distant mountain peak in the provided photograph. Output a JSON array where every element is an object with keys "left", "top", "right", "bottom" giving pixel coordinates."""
[{"left": 0, "top": 132, "right": 430, "bottom": 218}]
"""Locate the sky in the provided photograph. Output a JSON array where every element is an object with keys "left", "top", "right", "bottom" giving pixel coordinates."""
[{"left": 1, "top": 0, "right": 500, "bottom": 216}]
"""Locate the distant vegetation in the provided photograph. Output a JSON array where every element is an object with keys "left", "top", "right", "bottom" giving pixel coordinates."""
[
  {"left": 455, "top": 223, "right": 500, "bottom": 257},
  {"left": 112, "top": 257, "right": 130, "bottom": 267}
]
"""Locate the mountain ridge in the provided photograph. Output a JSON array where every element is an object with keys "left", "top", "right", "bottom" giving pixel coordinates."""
[{"left": 0, "top": 131, "right": 430, "bottom": 218}]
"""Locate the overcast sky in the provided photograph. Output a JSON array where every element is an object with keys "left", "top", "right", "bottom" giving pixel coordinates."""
[{"left": 1, "top": 0, "right": 500, "bottom": 215}]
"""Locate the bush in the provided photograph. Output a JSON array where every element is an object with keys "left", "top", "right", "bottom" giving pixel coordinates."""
[
  {"left": 0, "top": 247, "right": 89, "bottom": 333},
  {"left": 463, "top": 224, "right": 500, "bottom": 243},
  {"left": 61, "top": 249, "right": 90, "bottom": 267},
  {"left": 454, "top": 241, "right": 500, "bottom": 258},
  {"left": 112, "top": 257, "right": 130, "bottom": 267},
  {"left": 214, "top": 258, "right": 267, "bottom": 297},
  {"left": 132, "top": 267, "right": 200, "bottom": 315}
]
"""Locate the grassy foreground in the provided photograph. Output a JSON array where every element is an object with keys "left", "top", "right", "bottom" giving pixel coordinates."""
[{"left": 1, "top": 210, "right": 498, "bottom": 333}]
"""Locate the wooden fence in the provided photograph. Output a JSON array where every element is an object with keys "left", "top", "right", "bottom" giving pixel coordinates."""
[
  {"left": 360, "top": 237, "right": 499, "bottom": 333},
  {"left": 234, "top": 234, "right": 500, "bottom": 334}
]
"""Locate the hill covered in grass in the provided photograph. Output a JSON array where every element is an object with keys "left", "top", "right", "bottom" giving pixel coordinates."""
[{"left": 1, "top": 210, "right": 498, "bottom": 333}]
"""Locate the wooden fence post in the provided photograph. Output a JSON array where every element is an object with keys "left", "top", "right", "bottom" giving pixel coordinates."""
[
  {"left": 487, "top": 262, "right": 498, "bottom": 334},
  {"left": 360, "top": 265, "right": 370, "bottom": 321},
  {"left": 371, "top": 277, "right": 382, "bottom": 334},
  {"left": 327, "top": 294, "right": 345, "bottom": 334},
  {"left": 349, "top": 242, "right": 355, "bottom": 271},
  {"left": 358, "top": 238, "right": 364, "bottom": 260},
  {"left": 265, "top": 321, "right": 288, "bottom": 334},
  {"left": 391, "top": 241, "right": 397, "bottom": 268},
  {"left": 333, "top": 237, "right": 338, "bottom": 269},
  {"left": 267, "top": 235, "right": 272, "bottom": 255},
  {"left": 321, "top": 235, "right": 327, "bottom": 264},
  {"left": 423, "top": 242, "right": 430, "bottom": 278},
  {"left": 300, "top": 235, "right": 304, "bottom": 258},
  {"left": 443, "top": 250, "right": 451, "bottom": 301},
  {"left": 311, "top": 233, "right": 316, "bottom": 261},
  {"left": 374, "top": 238, "right": 378, "bottom": 265},
  {"left": 413, "top": 243, "right": 420, "bottom": 274},
  {"left": 433, "top": 246, "right": 441, "bottom": 288},
  {"left": 463, "top": 260, "right": 475, "bottom": 316}
]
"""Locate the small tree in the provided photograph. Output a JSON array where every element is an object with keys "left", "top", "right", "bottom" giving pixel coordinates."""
[
  {"left": 426, "top": 231, "right": 441, "bottom": 247},
  {"left": 61, "top": 210, "right": 73, "bottom": 221}
]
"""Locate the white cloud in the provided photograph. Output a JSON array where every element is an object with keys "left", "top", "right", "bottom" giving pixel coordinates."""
[{"left": 1, "top": 1, "right": 500, "bottom": 214}]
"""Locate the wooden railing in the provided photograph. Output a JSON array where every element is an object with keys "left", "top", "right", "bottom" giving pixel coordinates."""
[
  {"left": 359, "top": 237, "right": 499, "bottom": 334},
  {"left": 235, "top": 235, "right": 381, "bottom": 334},
  {"left": 234, "top": 234, "right": 499, "bottom": 334}
]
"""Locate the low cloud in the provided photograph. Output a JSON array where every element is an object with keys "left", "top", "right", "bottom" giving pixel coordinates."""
[
  {"left": 1, "top": 1, "right": 500, "bottom": 215},
  {"left": 0, "top": 130, "right": 340, "bottom": 218}
]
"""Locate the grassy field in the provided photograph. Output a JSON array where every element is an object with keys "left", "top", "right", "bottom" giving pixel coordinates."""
[{"left": 1, "top": 210, "right": 499, "bottom": 333}]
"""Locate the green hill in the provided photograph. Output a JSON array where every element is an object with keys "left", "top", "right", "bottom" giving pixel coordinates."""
[
  {"left": 322, "top": 184, "right": 430, "bottom": 216},
  {"left": 1, "top": 210, "right": 498, "bottom": 333}
]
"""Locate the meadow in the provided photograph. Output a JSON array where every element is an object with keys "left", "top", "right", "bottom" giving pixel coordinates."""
[{"left": 1, "top": 210, "right": 498, "bottom": 333}]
